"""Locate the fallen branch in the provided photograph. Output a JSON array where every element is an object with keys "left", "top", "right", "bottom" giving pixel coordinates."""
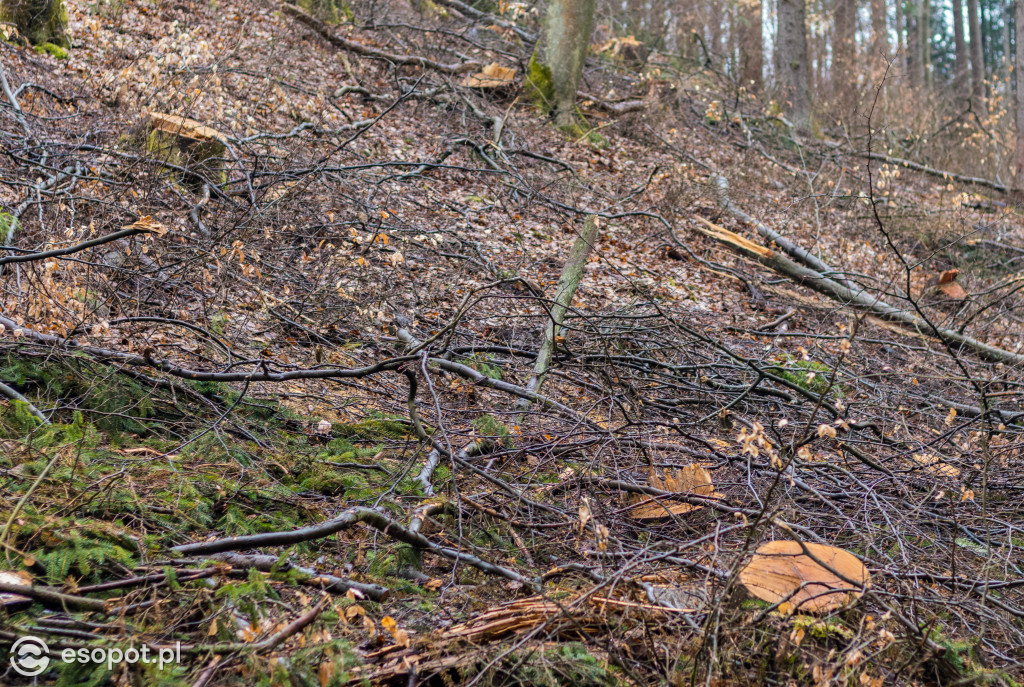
[
  {"left": 0, "top": 380, "right": 49, "bottom": 424},
  {"left": 695, "top": 216, "right": 1024, "bottom": 366},
  {"left": 282, "top": 3, "right": 479, "bottom": 75},
  {"left": 518, "top": 215, "right": 598, "bottom": 416},
  {"left": 711, "top": 174, "right": 855, "bottom": 289},
  {"left": 0, "top": 581, "right": 108, "bottom": 613},
  {"left": 861, "top": 149, "right": 1007, "bottom": 194},
  {"left": 171, "top": 506, "right": 536, "bottom": 589},
  {"left": 198, "top": 553, "right": 389, "bottom": 601}
]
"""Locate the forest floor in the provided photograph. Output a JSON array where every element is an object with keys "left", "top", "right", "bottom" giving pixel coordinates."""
[{"left": 0, "top": 0, "right": 1023, "bottom": 685}]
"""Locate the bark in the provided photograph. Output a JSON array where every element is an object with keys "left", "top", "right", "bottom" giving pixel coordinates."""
[
  {"left": 738, "top": 0, "right": 763, "bottom": 89},
  {"left": 906, "top": 1, "right": 920, "bottom": 87},
  {"left": 953, "top": 0, "right": 970, "bottom": 100},
  {"left": 0, "top": 0, "right": 68, "bottom": 47},
  {"left": 530, "top": 0, "right": 597, "bottom": 127},
  {"left": 968, "top": 0, "right": 988, "bottom": 116},
  {"left": 871, "top": 0, "right": 891, "bottom": 61},
  {"left": 776, "top": 0, "right": 812, "bottom": 125},
  {"left": 1011, "top": 0, "right": 1024, "bottom": 201},
  {"left": 895, "top": 0, "right": 907, "bottom": 79},
  {"left": 834, "top": 0, "right": 857, "bottom": 116},
  {"left": 918, "top": 0, "right": 932, "bottom": 88}
]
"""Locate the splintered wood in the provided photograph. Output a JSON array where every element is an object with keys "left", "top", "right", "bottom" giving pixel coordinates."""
[{"left": 357, "top": 592, "right": 698, "bottom": 682}]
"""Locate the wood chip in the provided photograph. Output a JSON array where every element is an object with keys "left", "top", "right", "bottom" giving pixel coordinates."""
[{"left": 462, "top": 63, "right": 516, "bottom": 89}]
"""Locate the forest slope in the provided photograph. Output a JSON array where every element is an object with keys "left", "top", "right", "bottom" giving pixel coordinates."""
[{"left": 0, "top": 0, "right": 1022, "bottom": 685}]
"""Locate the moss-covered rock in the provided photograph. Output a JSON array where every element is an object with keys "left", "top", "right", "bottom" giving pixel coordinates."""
[
  {"left": 143, "top": 112, "right": 228, "bottom": 190},
  {"left": 0, "top": 0, "right": 69, "bottom": 48}
]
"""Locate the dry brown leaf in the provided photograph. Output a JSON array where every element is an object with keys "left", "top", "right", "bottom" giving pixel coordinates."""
[
  {"left": 627, "top": 464, "right": 721, "bottom": 521},
  {"left": 739, "top": 540, "right": 870, "bottom": 613},
  {"left": 911, "top": 453, "right": 961, "bottom": 478}
]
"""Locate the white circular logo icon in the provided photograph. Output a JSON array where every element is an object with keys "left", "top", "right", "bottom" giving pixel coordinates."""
[{"left": 10, "top": 636, "right": 49, "bottom": 676}]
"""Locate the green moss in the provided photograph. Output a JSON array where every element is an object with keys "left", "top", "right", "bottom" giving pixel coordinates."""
[
  {"left": 790, "top": 615, "right": 854, "bottom": 642},
  {"left": 525, "top": 53, "right": 555, "bottom": 114},
  {"left": 767, "top": 357, "right": 842, "bottom": 397},
  {"left": 741, "top": 598, "right": 771, "bottom": 610},
  {"left": 34, "top": 41, "right": 67, "bottom": 58},
  {"left": 473, "top": 413, "right": 512, "bottom": 446},
  {"left": 334, "top": 417, "right": 411, "bottom": 440},
  {"left": 146, "top": 126, "right": 228, "bottom": 191},
  {"left": 0, "top": 212, "right": 20, "bottom": 243},
  {"left": 0, "top": 0, "right": 69, "bottom": 48}
]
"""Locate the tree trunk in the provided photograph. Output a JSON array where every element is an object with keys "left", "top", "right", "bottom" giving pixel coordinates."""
[
  {"left": 0, "top": 0, "right": 68, "bottom": 47},
  {"left": 834, "top": 0, "right": 857, "bottom": 116},
  {"left": 968, "top": 0, "right": 988, "bottom": 116},
  {"left": 953, "top": 0, "right": 970, "bottom": 100},
  {"left": 1011, "top": 0, "right": 1024, "bottom": 201},
  {"left": 871, "top": 0, "right": 891, "bottom": 61},
  {"left": 917, "top": 0, "right": 932, "bottom": 89},
  {"left": 1002, "top": 0, "right": 1012, "bottom": 78},
  {"left": 895, "top": 0, "right": 907, "bottom": 79},
  {"left": 739, "top": 0, "right": 763, "bottom": 88},
  {"left": 776, "top": 0, "right": 812, "bottom": 125},
  {"left": 528, "top": 0, "right": 597, "bottom": 127}
]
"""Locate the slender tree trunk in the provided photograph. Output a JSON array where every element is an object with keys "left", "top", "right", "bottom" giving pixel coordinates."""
[
  {"left": 776, "top": 0, "right": 812, "bottom": 125},
  {"left": 710, "top": 0, "right": 723, "bottom": 57},
  {"left": 1012, "top": 0, "right": 1024, "bottom": 201},
  {"left": 917, "top": 0, "right": 931, "bottom": 89},
  {"left": 1002, "top": 0, "right": 1012, "bottom": 78},
  {"left": 739, "top": 0, "right": 763, "bottom": 88},
  {"left": 968, "top": 0, "right": 988, "bottom": 116},
  {"left": 953, "top": 0, "right": 970, "bottom": 99},
  {"left": 834, "top": 0, "right": 857, "bottom": 116},
  {"left": 528, "top": 0, "right": 597, "bottom": 127},
  {"left": 871, "top": 0, "right": 891, "bottom": 60},
  {"left": 907, "top": 2, "right": 921, "bottom": 87},
  {"left": 895, "top": 0, "right": 908, "bottom": 78}
]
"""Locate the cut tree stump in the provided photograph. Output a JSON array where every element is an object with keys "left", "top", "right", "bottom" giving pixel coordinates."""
[{"left": 145, "top": 112, "right": 228, "bottom": 190}]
